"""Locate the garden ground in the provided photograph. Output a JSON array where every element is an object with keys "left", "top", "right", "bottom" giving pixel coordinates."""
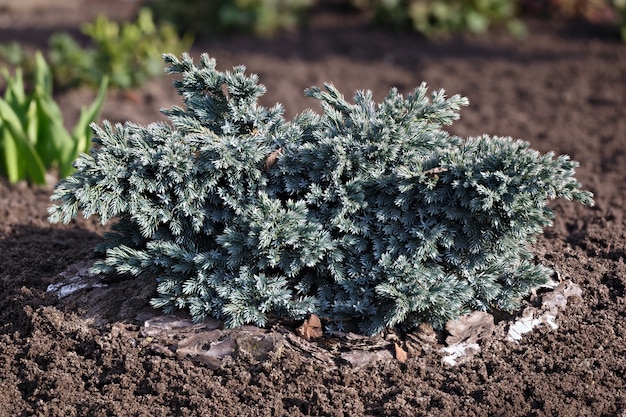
[{"left": 1, "top": 0, "right": 625, "bottom": 415}]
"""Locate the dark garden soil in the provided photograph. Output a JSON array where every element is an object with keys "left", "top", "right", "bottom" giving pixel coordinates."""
[{"left": 1, "top": 1, "right": 626, "bottom": 416}]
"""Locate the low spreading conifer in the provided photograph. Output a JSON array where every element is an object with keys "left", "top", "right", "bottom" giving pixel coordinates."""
[{"left": 49, "top": 53, "right": 593, "bottom": 335}]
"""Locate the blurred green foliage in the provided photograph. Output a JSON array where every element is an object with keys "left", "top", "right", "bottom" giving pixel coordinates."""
[
  {"left": 351, "top": 0, "right": 626, "bottom": 39},
  {"left": 49, "top": 8, "right": 193, "bottom": 89},
  {"left": 351, "top": 0, "right": 526, "bottom": 37},
  {"left": 145, "top": 0, "right": 314, "bottom": 37},
  {"left": 0, "top": 8, "right": 193, "bottom": 90}
]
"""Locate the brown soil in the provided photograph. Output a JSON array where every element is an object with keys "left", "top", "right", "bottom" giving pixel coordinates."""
[{"left": 1, "top": 1, "right": 626, "bottom": 416}]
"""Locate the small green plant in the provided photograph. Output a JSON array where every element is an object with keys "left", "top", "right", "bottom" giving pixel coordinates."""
[
  {"left": 0, "top": 9, "right": 192, "bottom": 90},
  {"left": 0, "top": 52, "right": 108, "bottom": 184},
  {"left": 146, "top": 0, "right": 313, "bottom": 37},
  {"left": 354, "top": 0, "right": 525, "bottom": 37},
  {"left": 49, "top": 54, "right": 592, "bottom": 335},
  {"left": 48, "top": 8, "right": 193, "bottom": 89},
  {"left": 0, "top": 42, "right": 29, "bottom": 70}
]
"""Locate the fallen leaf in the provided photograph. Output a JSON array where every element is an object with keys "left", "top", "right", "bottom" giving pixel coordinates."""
[
  {"left": 424, "top": 166, "right": 447, "bottom": 176},
  {"left": 394, "top": 342, "right": 408, "bottom": 363},
  {"left": 264, "top": 148, "right": 283, "bottom": 172},
  {"left": 296, "top": 314, "right": 323, "bottom": 341}
]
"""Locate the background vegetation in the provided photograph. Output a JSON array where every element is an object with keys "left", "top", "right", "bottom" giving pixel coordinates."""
[{"left": 1, "top": 0, "right": 623, "bottom": 184}]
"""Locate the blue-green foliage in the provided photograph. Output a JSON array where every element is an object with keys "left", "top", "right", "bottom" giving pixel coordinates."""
[{"left": 49, "top": 53, "right": 593, "bottom": 335}]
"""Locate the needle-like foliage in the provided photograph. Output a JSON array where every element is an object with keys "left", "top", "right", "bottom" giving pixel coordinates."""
[{"left": 49, "top": 53, "right": 593, "bottom": 335}]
